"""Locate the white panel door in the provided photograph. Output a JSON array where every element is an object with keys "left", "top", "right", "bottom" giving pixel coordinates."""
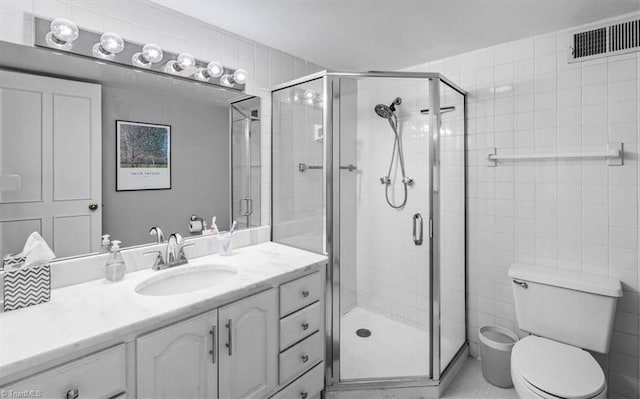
[
  {"left": 0, "top": 70, "right": 101, "bottom": 257},
  {"left": 219, "top": 289, "right": 278, "bottom": 399},
  {"left": 137, "top": 310, "right": 218, "bottom": 399}
]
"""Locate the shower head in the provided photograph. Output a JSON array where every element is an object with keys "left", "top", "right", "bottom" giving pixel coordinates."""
[
  {"left": 374, "top": 104, "right": 394, "bottom": 119},
  {"left": 374, "top": 97, "right": 403, "bottom": 119}
]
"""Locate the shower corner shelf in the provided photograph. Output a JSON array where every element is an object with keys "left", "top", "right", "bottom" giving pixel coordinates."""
[{"left": 487, "top": 142, "right": 624, "bottom": 167}]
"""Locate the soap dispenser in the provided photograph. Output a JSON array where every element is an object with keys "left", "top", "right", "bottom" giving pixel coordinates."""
[
  {"left": 105, "top": 240, "right": 126, "bottom": 282},
  {"left": 100, "top": 234, "right": 111, "bottom": 253}
]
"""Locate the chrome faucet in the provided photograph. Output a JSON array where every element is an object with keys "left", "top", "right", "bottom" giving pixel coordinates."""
[
  {"left": 166, "top": 232, "right": 193, "bottom": 268},
  {"left": 149, "top": 226, "right": 164, "bottom": 243}
]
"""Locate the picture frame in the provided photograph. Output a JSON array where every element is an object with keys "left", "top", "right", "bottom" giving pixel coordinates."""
[{"left": 116, "top": 120, "right": 171, "bottom": 191}]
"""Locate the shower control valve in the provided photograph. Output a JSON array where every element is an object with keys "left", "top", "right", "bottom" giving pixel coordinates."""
[
  {"left": 379, "top": 176, "right": 391, "bottom": 185},
  {"left": 402, "top": 176, "right": 414, "bottom": 186}
]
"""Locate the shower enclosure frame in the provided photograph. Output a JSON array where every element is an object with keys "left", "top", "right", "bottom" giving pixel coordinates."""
[{"left": 271, "top": 70, "right": 467, "bottom": 392}]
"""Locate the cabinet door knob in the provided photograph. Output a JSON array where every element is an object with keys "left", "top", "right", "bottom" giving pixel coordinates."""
[
  {"left": 301, "top": 290, "right": 310, "bottom": 298},
  {"left": 300, "top": 392, "right": 308, "bottom": 399},
  {"left": 66, "top": 388, "right": 79, "bottom": 399},
  {"left": 88, "top": 203, "right": 99, "bottom": 211},
  {"left": 301, "top": 322, "right": 309, "bottom": 330},
  {"left": 301, "top": 354, "right": 309, "bottom": 363}
]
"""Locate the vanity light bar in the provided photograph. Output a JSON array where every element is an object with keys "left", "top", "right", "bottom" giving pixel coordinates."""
[{"left": 33, "top": 17, "right": 247, "bottom": 92}]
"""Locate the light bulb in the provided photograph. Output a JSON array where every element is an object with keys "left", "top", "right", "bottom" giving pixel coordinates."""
[
  {"left": 232, "top": 68, "right": 248, "bottom": 85},
  {"left": 45, "top": 18, "right": 79, "bottom": 50},
  {"left": 194, "top": 61, "right": 224, "bottom": 81},
  {"left": 194, "top": 68, "right": 209, "bottom": 81},
  {"left": 142, "top": 44, "right": 163, "bottom": 63},
  {"left": 220, "top": 74, "right": 234, "bottom": 87},
  {"left": 132, "top": 43, "right": 163, "bottom": 68},
  {"left": 92, "top": 32, "right": 124, "bottom": 60},
  {"left": 303, "top": 89, "right": 315, "bottom": 100},
  {"left": 166, "top": 53, "right": 196, "bottom": 74},
  {"left": 206, "top": 61, "right": 224, "bottom": 78},
  {"left": 176, "top": 53, "right": 195, "bottom": 70}
]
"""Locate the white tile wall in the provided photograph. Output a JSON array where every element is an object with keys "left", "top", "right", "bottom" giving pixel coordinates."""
[
  {"left": 405, "top": 11, "right": 640, "bottom": 398},
  {"left": 0, "top": 0, "right": 324, "bottom": 228}
]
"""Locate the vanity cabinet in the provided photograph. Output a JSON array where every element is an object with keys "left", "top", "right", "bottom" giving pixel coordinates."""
[
  {"left": 271, "top": 271, "right": 325, "bottom": 399},
  {"left": 218, "top": 288, "right": 278, "bottom": 399},
  {"left": 2, "top": 345, "right": 126, "bottom": 398},
  {"left": 1, "top": 263, "right": 326, "bottom": 399},
  {"left": 136, "top": 310, "right": 218, "bottom": 399}
]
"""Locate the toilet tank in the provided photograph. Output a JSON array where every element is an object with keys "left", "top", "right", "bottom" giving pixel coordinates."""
[{"left": 509, "top": 263, "right": 622, "bottom": 353}]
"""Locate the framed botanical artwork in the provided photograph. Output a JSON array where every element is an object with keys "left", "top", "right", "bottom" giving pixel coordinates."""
[{"left": 116, "top": 120, "right": 171, "bottom": 191}]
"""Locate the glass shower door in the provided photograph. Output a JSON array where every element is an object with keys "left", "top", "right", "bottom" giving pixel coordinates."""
[
  {"left": 231, "top": 97, "right": 261, "bottom": 229},
  {"left": 335, "top": 75, "right": 432, "bottom": 381}
]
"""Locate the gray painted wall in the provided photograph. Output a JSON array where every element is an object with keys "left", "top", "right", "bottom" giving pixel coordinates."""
[{"left": 102, "top": 85, "right": 230, "bottom": 247}]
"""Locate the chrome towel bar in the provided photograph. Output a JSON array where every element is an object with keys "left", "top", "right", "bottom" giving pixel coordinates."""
[
  {"left": 487, "top": 142, "right": 623, "bottom": 167},
  {"left": 298, "top": 163, "right": 357, "bottom": 172}
]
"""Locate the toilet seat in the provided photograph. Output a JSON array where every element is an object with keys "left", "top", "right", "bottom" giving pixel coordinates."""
[{"left": 511, "top": 336, "right": 606, "bottom": 399}]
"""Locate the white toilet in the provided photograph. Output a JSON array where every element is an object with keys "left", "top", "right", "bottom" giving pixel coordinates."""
[{"left": 509, "top": 263, "right": 622, "bottom": 399}]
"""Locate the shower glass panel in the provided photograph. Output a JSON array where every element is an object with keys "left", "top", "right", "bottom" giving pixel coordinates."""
[
  {"left": 337, "top": 76, "right": 431, "bottom": 381},
  {"left": 231, "top": 97, "right": 261, "bottom": 229},
  {"left": 272, "top": 77, "right": 325, "bottom": 253},
  {"left": 437, "top": 81, "right": 466, "bottom": 372}
]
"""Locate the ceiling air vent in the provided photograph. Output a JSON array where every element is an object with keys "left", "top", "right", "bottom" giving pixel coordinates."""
[{"left": 569, "top": 15, "right": 640, "bottom": 63}]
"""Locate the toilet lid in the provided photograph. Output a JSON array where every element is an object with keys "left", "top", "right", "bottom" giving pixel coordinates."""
[{"left": 512, "top": 336, "right": 605, "bottom": 399}]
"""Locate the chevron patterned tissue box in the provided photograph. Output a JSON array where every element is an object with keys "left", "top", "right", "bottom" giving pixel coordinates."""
[{"left": 1, "top": 255, "right": 51, "bottom": 312}]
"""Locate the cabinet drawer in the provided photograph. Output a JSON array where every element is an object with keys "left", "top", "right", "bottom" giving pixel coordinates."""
[
  {"left": 3, "top": 344, "right": 126, "bottom": 398},
  {"left": 279, "top": 332, "right": 323, "bottom": 384},
  {"left": 272, "top": 362, "right": 324, "bottom": 399},
  {"left": 280, "top": 272, "right": 321, "bottom": 316},
  {"left": 280, "top": 301, "right": 322, "bottom": 350}
]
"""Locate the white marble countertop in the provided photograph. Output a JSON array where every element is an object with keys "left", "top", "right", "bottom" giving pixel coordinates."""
[{"left": 0, "top": 242, "right": 327, "bottom": 383}]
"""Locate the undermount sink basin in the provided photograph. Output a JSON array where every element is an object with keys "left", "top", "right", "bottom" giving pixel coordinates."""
[{"left": 135, "top": 264, "right": 238, "bottom": 296}]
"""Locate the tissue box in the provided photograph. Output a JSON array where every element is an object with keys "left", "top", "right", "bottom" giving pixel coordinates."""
[
  {"left": 1, "top": 256, "right": 51, "bottom": 312},
  {"left": 2, "top": 253, "right": 26, "bottom": 268}
]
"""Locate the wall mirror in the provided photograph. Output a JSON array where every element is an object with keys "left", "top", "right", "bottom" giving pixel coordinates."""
[{"left": 0, "top": 40, "right": 261, "bottom": 259}]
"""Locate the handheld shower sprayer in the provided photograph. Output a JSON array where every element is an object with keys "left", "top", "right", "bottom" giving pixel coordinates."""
[{"left": 374, "top": 96, "right": 413, "bottom": 209}]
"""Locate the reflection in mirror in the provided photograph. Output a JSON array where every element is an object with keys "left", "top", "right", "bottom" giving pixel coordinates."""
[
  {"left": 231, "top": 97, "right": 262, "bottom": 230},
  {"left": 0, "top": 41, "right": 260, "bottom": 260}
]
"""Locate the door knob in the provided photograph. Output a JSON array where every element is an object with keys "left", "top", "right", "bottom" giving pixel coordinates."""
[{"left": 88, "top": 203, "right": 99, "bottom": 211}]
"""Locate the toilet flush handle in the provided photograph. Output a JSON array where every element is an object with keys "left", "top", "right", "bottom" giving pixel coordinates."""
[{"left": 513, "top": 279, "right": 528, "bottom": 289}]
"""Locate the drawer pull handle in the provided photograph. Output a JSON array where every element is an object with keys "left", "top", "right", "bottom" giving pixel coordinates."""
[
  {"left": 301, "top": 290, "right": 310, "bottom": 298},
  {"left": 209, "top": 326, "right": 216, "bottom": 364},
  {"left": 66, "top": 389, "right": 79, "bottom": 399},
  {"left": 301, "top": 322, "right": 310, "bottom": 330},
  {"left": 301, "top": 354, "right": 309, "bottom": 363},
  {"left": 226, "top": 319, "right": 233, "bottom": 356},
  {"left": 300, "top": 392, "right": 308, "bottom": 399}
]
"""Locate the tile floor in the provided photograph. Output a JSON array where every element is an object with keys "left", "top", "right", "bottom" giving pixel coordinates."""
[{"left": 442, "top": 358, "right": 519, "bottom": 399}]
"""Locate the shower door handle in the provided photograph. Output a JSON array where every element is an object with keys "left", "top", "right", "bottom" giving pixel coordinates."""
[
  {"left": 239, "top": 197, "right": 253, "bottom": 216},
  {"left": 413, "top": 213, "right": 423, "bottom": 246}
]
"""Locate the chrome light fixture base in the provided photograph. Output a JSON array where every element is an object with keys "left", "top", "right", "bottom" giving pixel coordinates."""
[{"left": 33, "top": 17, "right": 246, "bottom": 92}]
